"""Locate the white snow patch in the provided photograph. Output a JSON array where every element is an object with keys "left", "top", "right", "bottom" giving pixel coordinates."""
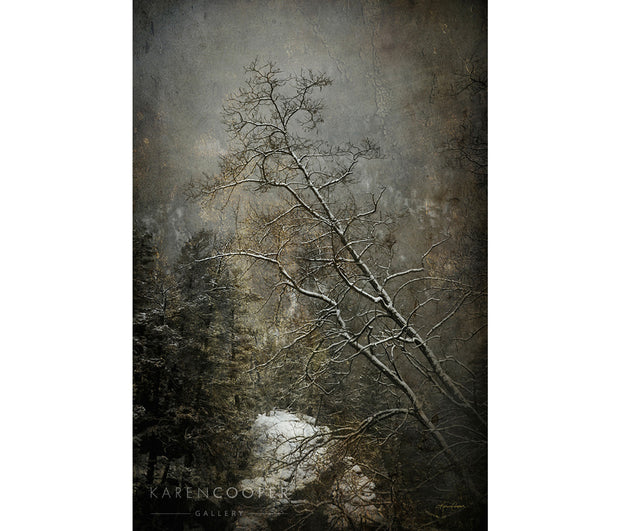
[
  {"left": 239, "top": 410, "right": 331, "bottom": 496},
  {"left": 327, "top": 460, "right": 386, "bottom": 529},
  {"left": 236, "top": 410, "right": 385, "bottom": 529}
]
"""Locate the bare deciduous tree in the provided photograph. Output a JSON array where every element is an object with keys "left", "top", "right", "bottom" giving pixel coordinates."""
[{"left": 189, "top": 60, "right": 486, "bottom": 499}]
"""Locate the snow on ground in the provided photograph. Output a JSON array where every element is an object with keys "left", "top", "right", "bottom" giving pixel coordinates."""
[
  {"left": 239, "top": 409, "right": 331, "bottom": 496},
  {"left": 236, "top": 410, "right": 385, "bottom": 529},
  {"left": 327, "top": 458, "right": 386, "bottom": 528}
]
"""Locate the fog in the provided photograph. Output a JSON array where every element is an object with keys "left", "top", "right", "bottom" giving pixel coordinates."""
[{"left": 134, "top": 0, "right": 486, "bottom": 261}]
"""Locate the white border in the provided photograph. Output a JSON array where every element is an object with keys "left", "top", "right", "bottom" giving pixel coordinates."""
[
  {"left": 490, "top": 1, "right": 620, "bottom": 528},
  {"left": 2, "top": 1, "right": 132, "bottom": 529},
  {"left": 2, "top": 1, "right": 619, "bottom": 529}
]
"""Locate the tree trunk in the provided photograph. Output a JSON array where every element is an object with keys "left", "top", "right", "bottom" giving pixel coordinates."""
[{"left": 146, "top": 449, "right": 157, "bottom": 484}]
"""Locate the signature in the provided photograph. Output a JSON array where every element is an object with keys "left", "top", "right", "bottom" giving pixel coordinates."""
[{"left": 436, "top": 503, "right": 466, "bottom": 511}]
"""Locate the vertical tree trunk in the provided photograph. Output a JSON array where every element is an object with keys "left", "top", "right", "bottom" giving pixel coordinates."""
[
  {"left": 146, "top": 449, "right": 157, "bottom": 484},
  {"left": 159, "top": 459, "right": 170, "bottom": 485}
]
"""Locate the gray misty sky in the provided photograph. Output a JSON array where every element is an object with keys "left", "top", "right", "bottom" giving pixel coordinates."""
[{"left": 134, "top": 0, "right": 486, "bottom": 260}]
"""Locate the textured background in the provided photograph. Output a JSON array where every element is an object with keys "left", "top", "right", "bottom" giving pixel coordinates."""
[{"left": 134, "top": 0, "right": 486, "bottom": 267}]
